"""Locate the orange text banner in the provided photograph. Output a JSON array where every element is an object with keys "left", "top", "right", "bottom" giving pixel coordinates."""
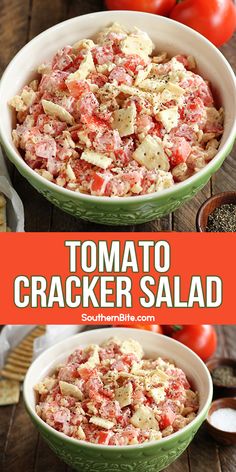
[{"left": 0, "top": 232, "right": 234, "bottom": 324}]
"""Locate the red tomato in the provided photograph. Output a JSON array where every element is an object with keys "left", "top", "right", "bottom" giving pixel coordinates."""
[
  {"left": 91, "top": 174, "right": 106, "bottom": 194},
  {"left": 159, "top": 407, "right": 176, "bottom": 430},
  {"left": 172, "top": 325, "right": 217, "bottom": 361},
  {"left": 78, "top": 92, "right": 99, "bottom": 116},
  {"left": 105, "top": 0, "right": 176, "bottom": 16},
  {"left": 161, "top": 325, "right": 177, "bottom": 336},
  {"left": 121, "top": 55, "right": 146, "bottom": 75},
  {"left": 170, "top": 0, "right": 236, "bottom": 47},
  {"left": 116, "top": 324, "right": 163, "bottom": 333},
  {"left": 78, "top": 367, "right": 95, "bottom": 381},
  {"left": 98, "top": 431, "right": 113, "bottom": 445},
  {"left": 66, "top": 79, "right": 90, "bottom": 99},
  {"left": 169, "top": 137, "right": 192, "bottom": 167}
]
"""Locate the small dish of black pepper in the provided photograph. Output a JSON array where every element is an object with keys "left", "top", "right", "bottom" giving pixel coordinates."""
[
  {"left": 211, "top": 365, "right": 236, "bottom": 387},
  {"left": 196, "top": 192, "right": 236, "bottom": 232},
  {"left": 206, "top": 357, "right": 236, "bottom": 398},
  {"left": 206, "top": 204, "right": 236, "bottom": 232}
]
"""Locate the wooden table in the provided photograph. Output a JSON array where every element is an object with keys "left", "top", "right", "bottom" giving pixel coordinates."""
[
  {"left": 0, "top": 325, "right": 236, "bottom": 472},
  {"left": 1, "top": 0, "right": 236, "bottom": 231}
]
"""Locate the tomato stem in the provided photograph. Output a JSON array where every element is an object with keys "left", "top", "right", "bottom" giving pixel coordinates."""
[{"left": 172, "top": 325, "right": 182, "bottom": 331}]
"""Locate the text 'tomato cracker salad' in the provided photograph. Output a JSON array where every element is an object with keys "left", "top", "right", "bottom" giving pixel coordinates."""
[
  {"left": 34, "top": 337, "right": 199, "bottom": 446},
  {"left": 10, "top": 23, "right": 224, "bottom": 197}
]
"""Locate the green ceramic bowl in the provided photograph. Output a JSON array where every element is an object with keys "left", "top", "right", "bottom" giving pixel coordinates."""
[
  {"left": 24, "top": 328, "right": 213, "bottom": 472},
  {"left": 1, "top": 11, "right": 236, "bottom": 226}
]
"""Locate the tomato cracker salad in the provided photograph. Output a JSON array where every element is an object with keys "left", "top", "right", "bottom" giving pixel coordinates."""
[
  {"left": 34, "top": 338, "right": 199, "bottom": 445},
  {"left": 10, "top": 23, "right": 224, "bottom": 197}
]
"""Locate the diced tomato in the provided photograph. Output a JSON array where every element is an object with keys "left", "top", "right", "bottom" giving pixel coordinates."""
[
  {"left": 52, "top": 46, "right": 73, "bottom": 71},
  {"left": 181, "top": 74, "right": 213, "bottom": 107},
  {"left": 169, "top": 137, "right": 192, "bottom": 167},
  {"left": 78, "top": 367, "right": 96, "bottom": 381},
  {"left": 204, "top": 123, "right": 223, "bottom": 134},
  {"left": 110, "top": 359, "right": 129, "bottom": 372},
  {"left": 165, "top": 381, "right": 186, "bottom": 402},
  {"left": 25, "top": 155, "right": 46, "bottom": 171},
  {"left": 184, "top": 97, "right": 206, "bottom": 124},
  {"left": 121, "top": 354, "right": 138, "bottom": 365},
  {"left": 99, "top": 388, "right": 114, "bottom": 399},
  {"left": 97, "top": 431, "right": 113, "bottom": 445},
  {"left": 66, "top": 79, "right": 90, "bottom": 99},
  {"left": 117, "top": 408, "right": 131, "bottom": 428},
  {"left": 124, "top": 96, "right": 153, "bottom": 118},
  {"left": 78, "top": 92, "right": 99, "bottom": 116},
  {"left": 72, "top": 159, "right": 95, "bottom": 185},
  {"left": 123, "top": 170, "right": 142, "bottom": 190},
  {"left": 99, "top": 400, "right": 121, "bottom": 420},
  {"left": 166, "top": 367, "right": 190, "bottom": 389},
  {"left": 67, "top": 349, "right": 84, "bottom": 364},
  {"left": 159, "top": 407, "right": 176, "bottom": 430},
  {"left": 122, "top": 427, "right": 139, "bottom": 441},
  {"left": 194, "top": 76, "right": 213, "bottom": 106},
  {"left": 180, "top": 73, "right": 214, "bottom": 107},
  {"left": 172, "top": 123, "right": 197, "bottom": 144},
  {"left": 95, "top": 110, "right": 113, "bottom": 125},
  {"left": 91, "top": 173, "right": 105, "bottom": 192},
  {"left": 81, "top": 115, "right": 108, "bottom": 133},
  {"left": 30, "top": 103, "right": 44, "bottom": 120},
  {"left": 105, "top": 178, "right": 133, "bottom": 197},
  {"left": 36, "top": 115, "right": 67, "bottom": 137},
  {"left": 35, "top": 138, "right": 56, "bottom": 160},
  {"left": 132, "top": 387, "right": 146, "bottom": 404},
  {"left": 163, "top": 100, "right": 176, "bottom": 108},
  {"left": 155, "top": 61, "right": 172, "bottom": 76},
  {"left": 88, "top": 73, "right": 108, "bottom": 88},
  {"left": 94, "top": 130, "right": 121, "bottom": 153},
  {"left": 179, "top": 76, "right": 195, "bottom": 90},
  {"left": 85, "top": 375, "right": 103, "bottom": 399},
  {"left": 39, "top": 71, "right": 69, "bottom": 93},
  {"left": 174, "top": 55, "right": 195, "bottom": 70},
  {"left": 176, "top": 371, "right": 190, "bottom": 389},
  {"left": 90, "top": 173, "right": 108, "bottom": 196},
  {"left": 58, "top": 364, "right": 79, "bottom": 381},
  {"left": 118, "top": 54, "right": 146, "bottom": 74},
  {"left": 151, "top": 122, "right": 165, "bottom": 139},
  {"left": 136, "top": 114, "right": 154, "bottom": 134},
  {"left": 53, "top": 408, "right": 71, "bottom": 424},
  {"left": 114, "top": 149, "right": 130, "bottom": 167},
  {"left": 109, "top": 66, "right": 133, "bottom": 85},
  {"left": 68, "top": 53, "right": 85, "bottom": 72},
  {"left": 92, "top": 45, "right": 114, "bottom": 65}
]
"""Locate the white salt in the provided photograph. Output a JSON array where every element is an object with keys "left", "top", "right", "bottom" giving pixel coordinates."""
[{"left": 210, "top": 408, "right": 236, "bottom": 432}]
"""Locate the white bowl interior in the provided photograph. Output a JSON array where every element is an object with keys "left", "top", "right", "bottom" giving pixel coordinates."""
[{"left": 24, "top": 327, "right": 213, "bottom": 447}]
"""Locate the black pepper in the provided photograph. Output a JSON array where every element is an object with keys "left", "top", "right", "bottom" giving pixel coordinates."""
[{"left": 206, "top": 204, "right": 236, "bottom": 232}]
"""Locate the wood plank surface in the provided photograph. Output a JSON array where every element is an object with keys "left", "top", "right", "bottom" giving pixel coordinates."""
[
  {"left": 2, "top": 395, "right": 39, "bottom": 471},
  {"left": 212, "top": 35, "right": 236, "bottom": 198},
  {"left": 0, "top": 404, "right": 16, "bottom": 467},
  {"left": 34, "top": 435, "right": 67, "bottom": 472},
  {"left": 0, "top": 0, "right": 31, "bottom": 179},
  {"left": 217, "top": 325, "right": 236, "bottom": 472}
]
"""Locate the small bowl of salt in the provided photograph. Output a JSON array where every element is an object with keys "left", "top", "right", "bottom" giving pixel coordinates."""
[{"left": 206, "top": 397, "right": 236, "bottom": 445}]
